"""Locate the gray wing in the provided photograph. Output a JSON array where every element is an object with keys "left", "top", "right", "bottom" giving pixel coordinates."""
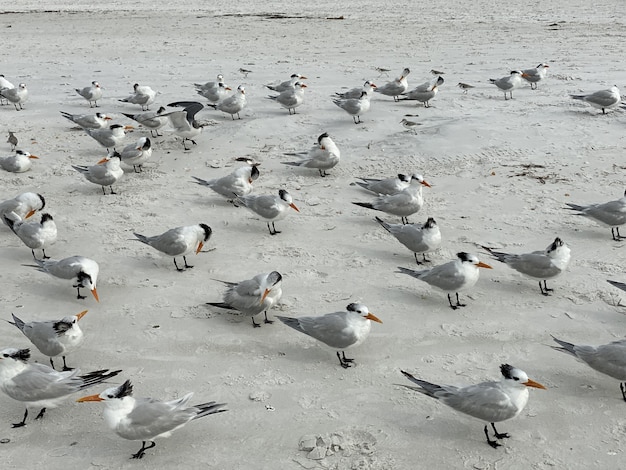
[
  {"left": 574, "top": 341, "right": 626, "bottom": 380},
  {"left": 118, "top": 398, "right": 194, "bottom": 440},
  {"left": 4, "top": 367, "right": 79, "bottom": 401},
  {"left": 501, "top": 252, "right": 562, "bottom": 279},
  {"left": 283, "top": 312, "right": 359, "bottom": 349},
  {"left": 146, "top": 229, "right": 190, "bottom": 256},
  {"left": 440, "top": 381, "right": 521, "bottom": 422},
  {"left": 21, "top": 320, "right": 64, "bottom": 356}
]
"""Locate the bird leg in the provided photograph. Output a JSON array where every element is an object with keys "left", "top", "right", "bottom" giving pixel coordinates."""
[
  {"left": 173, "top": 258, "right": 185, "bottom": 272},
  {"left": 483, "top": 425, "right": 502, "bottom": 448},
  {"left": 612, "top": 227, "right": 625, "bottom": 241},
  {"left": 42, "top": 249, "right": 50, "bottom": 260},
  {"left": 413, "top": 253, "right": 425, "bottom": 265},
  {"left": 108, "top": 186, "right": 117, "bottom": 195},
  {"left": 35, "top": 408, "right": 47, "bottom": 420},
  {"left": 100, "top": 186, "right": 107, "bottom": 195},
  {"left": 49, "top": 357, "right": 56, "bottom": 370},
  {"left": 264, "top": 311, "right": 274, "bottom": 324},
  {"left": 447, "top": 293, "right": 466, "bottom": 310},
  {"left": 539, "top": 280, "right": 553, "bottom": 296},
  {"left": 62, "top": 356, "right": 73, "bottom": 371},
  {"left": 401, "top": 217, "right": 409, "bottom": 225},
  {"left": 251, "top": 317, "right": 261, "bottom": 328},
  {"left": 183, "top": 256, "right": 194, "bottom": 270},
  {"left": 491, "top": 423, "right": 510, "bottom": 440},
  {"left": 131, "top": 441, "right": 156, "bottom": 459},
  {"left": 267, "top": 222, "right": 281, "bottom": 235},
  {"left": 318, "top": 169, "right": 329, "bottom": 177},
  {"left": 133, "top": 165, "right": 142, "bottom": 173},
  {"left": 620, "top": 383, "right": 626, "bottom": 402},
  {"left": 337, "top": 351, "right": 355, "bottom": 369},
  {"left": 74, "top": 284, "right": 86, "bottom": 300},
  {"left": 12, "top": 409, "right": 29, "bottom": 428},
  {"left": 421, "top": 253, "right": 431, "bottom": 263}
]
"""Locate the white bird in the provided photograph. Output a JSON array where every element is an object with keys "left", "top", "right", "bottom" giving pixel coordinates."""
[
  {"left": 276, "top": 303, "right": 382, "bottom": 368},
  {"left": 7, "top": 130, "right": 18, "bottom": 150},
  {"left": 234, "top": 189, "right": 300, "bottom": 235},
  {"left": 352, "top": 174, "right": 431, "bottom": 224},
  {"left": 570, "top": 85, "right": 621, "bottom": 114},
  {"left": 194, "top": 74, "right": 225, "bottom": 93},
  {"left": 400, "top": 118, "right": 421, "bottom": 133},
  {"left": 400, "top": 365, "right": 546, "bottom": 448},
  {"left": 84, "top": 124, "right": 131, "bottom": 152},
  {"left": 354, "top": 173, "right": 412, "bottom": 195},
  {"left": 0, "top": 347, "right": 120, "bottom": 427},
  {"left": 197, "top": 81, "right": 231, "bottom": 103},
  {"left": 161, "top": 101, "right": 206, "bottom": 150},
  {"left": 119, "top": 137, "right": 152, "bottom": 173},
  {"left": 334, "top": 80, "right": 377, "bottom": 99},
  {"left": 122, "top": 106, "right": 168, "bottom": 137},
  {"left": 481, "top": 237, "right": 570, "bottom": 295},
  {"left": 132, "top": 223, "right": 212, "bottom": 272},
  {"left": 207, "top": 271, "right": 283, "bottom": 327},
  {"left": 119, "top": 83, "right": 156, "bottom": 111},
  {"left": 26, "top": 256, "right": 100, "bottom": 301},
  {"left": 9, "top": 310, "right": 87, "bottom": 371},
  {"left": 375, "top": 216, "right": 441, "bottom": 265},
  {"left": 457, "top": 82, "right": 475, "bottom": 94},
  {"left": 191, "top": 165, "right": 260, "bottom": 201},
  {"left": 72, "top": 152, "right": 124, "bottom": 195},
  {"left": 3, "top": 212, "right": 57, "bottom": 259},
  {"left": 552, "top": 336, "right": 626, "bottom": 401},
  {"left": 207, "top": 85, "right": 247, "bottom": 119},
  {"left": 333, "top": 90, "right": 371, "bottom": 124},
  {"left": 0, "top": 83, "right": 28, "bottom": 110},
  {"left": 397, "top": 252, "right": 492, "bottom": 309},
  {"left": 0, "top": 74, "right": 14, "bottom": 105},
  {"left": 268, "top": 81, "right": 307, "bottom": 114},
  {"left": 0, "top": 192, "right": 46, "bottom": 224},
  {"left": 282, "top": 132, "right": 340, "bottom": 177},
  {"left": 489, "top": 71, "right": 523, "bottom": 100},
  {"left": 374, "top": 67, "right": 410, "bottom": 101},
  {"left": 565, "top": 189, "right": 626, "bottom": 240},
  {"left": 75, "top": 81, "right": 103, "bottom": 107},
  {"left": 521, "top": 63, "right": 549, "bottom": 89},
  {"left": 0, "top": 150, "right": 39, "bottom": 173},
  {"left": 400, "top": 76, "right": 444, "bottom": 107},
  {"left": 60, "top": 111, "right": 112, "bottom": 129},
  {"left": 265, "top": 73, "right": 307, "bottom": 92},
  {"left": 77, "top": 380, "right": 227, "bottom": 459}
]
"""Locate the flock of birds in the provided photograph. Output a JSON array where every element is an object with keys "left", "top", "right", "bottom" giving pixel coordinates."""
[{"left": 1, "top": 62, "right": 626, "bottom": 457}]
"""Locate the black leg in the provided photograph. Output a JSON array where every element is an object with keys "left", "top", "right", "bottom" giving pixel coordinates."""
[
  {"left": 75, "top": 286, "right": 86, "bottom": 300},
  {"left": 491, "top": 423, "right": 510, "bottom": 440},
  {"left": 109, "top": 186, "right": 117, "bottom": 195},
  {"left": 131, "top": 441, "right": 156, "bottom": 459},
  {"left": 268, "top": 222, "right": 281, "bottom": 235},
  {"left": 413, "top": 253, "right": 424, "bottom": 265},
  {"left": 62, "top": 356, "right": 73, "bottom": 371},
  {"left": 173, "top": 259, "right": 184, "bottom": 272},
  {"left": 337, "top": 351, "right": 355, "bottom": 368},
  {"left": 101, "top": 186, "right": 106, "bottom": 195},
  {"left": 447, "top": 294, "right": 458, "bottom": 310},
  {"left": 251, "top": 317, "right": 261, "bottom": 328},
  {"left": 183, "top": 256, "right": 193, "bottom": 269},
  {"left": 12, "top": 409, "right": 28, "bottom": 428},
  {"left": 620, "top": 383, "right": 626, "bottom": 402},
  {"left": 422, "top": 253, "right": 431, "bottom": 263},
  {"left": 541, "top": 280, "right": 553, "bottom": 295},
  {"left": 42, "top": 249, "right": 50, "bottom": 259},
  {"left": 49, "top": 357, "right": 56, "bottom": 370},
  {"left": 31, "top": 249, "right": 37, "bottom": 259},
  {"left": 455, "top": 293, "right": 467, "bottom": 308},
  {"left": 264, "top": 311, "right": 274, "bottom": 324},
  {"left": 34, "top": 408, "right": 46, "bottom": 420},
  {"left": 484, "top": 425, "right": 501, "bottom": 448}
]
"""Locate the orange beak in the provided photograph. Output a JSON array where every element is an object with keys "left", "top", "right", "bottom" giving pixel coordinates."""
[
  {"left": 225, "top": 87, "right": 232, "bottom": 91},
  {"left": 104, "top": 116, "right": 112, "bottom": 121},
  {"left": 196, "top": 241, "right": 204, "bottom": 254},
  {"left": 91, "top": 288, "right": 99, "bottom": 302},
  {"left": 421, "top": 180, "right": 432, "bottom": 188},
  {"left": 97, "top": 157, "right": 109, "bottom": 164},
  {"left": 300, "top": 84, "right": 308, "bottom": 88},
  {"left": 124, "top": 125, "right": 134, "bottom": 131},
  {"left": 477, "top": 262, "right": 492, "bottom": 269},
  {"left": 289, "top": 203, "right": 300, "bottom": 212},
  {"left": 25, "top": 209, "right": 37, "bottom": 218},
  {"left": 260, "top": 288, "right": 271, "bottom": 303},
  {"left": 371, "top": 83, "right": 377, "bottom": 88},
  {"left": 523, "top": 379, "right": 547, "bottom": 390},
  {"left": 76, "top": 310, "right": 88, "bottom": 321},
  {"left": 365, "top": 312, "right": 383, "bottom": 324},
  {"left": 248, "top": 178, "right": 253, "bottom": 184},
  {"left": 300, "top": 76, "right": 308, "bottom": 80},
  {"left": 28, "top": 155, "right": 39, "bottom": 159},
  {"left": 77, "top": 393, "right": 103, "bottom": 403}
]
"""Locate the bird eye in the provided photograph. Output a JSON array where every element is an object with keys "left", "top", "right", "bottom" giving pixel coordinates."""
[
  {"left": 2, "top": 354, "right": 8, "bottom": 358},
  {"left": 107, "top": 394, "right": 113, "bottom": 398},
  {"left": 513, "top": 377, "right": 519, "bottom": 381}
]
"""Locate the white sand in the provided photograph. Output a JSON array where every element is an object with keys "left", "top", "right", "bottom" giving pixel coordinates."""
[{"left": 1, "top": 1, "right": 626, "bottom": 468}]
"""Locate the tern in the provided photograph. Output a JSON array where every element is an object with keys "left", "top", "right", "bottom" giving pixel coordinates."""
[
  {"left": 194, "top": 74, "right": 225, "bottom": 93},
  {"left": 570, "top": 85, "right": 621, "bottom": 114},
  {"left": 268, "top": 81, "right": 307, "bottom": 114},
  {"left": 565, "top": 189, "right": 626, "bottom": 240},
  {"left": 119, "top": 137, "right": 152, "bottom": 173},
  {"left": 60, "top": 111, "right": 111, "bottom": 129},
  {"left": 192, "top": 165, "right": 259, "bottom": 201},
  {"left": 206, "top": 85, "right": 247, "bottom": 119},
  {"left": 0, "top": 192, "right": 45, "bottom": 224},
  {"left": 0, "top": 150, "right": 39, "bottom": 173},
  {"left": 119, "top": 83, "right": 156, "bottom": 111},
  {"left": 84, "top": 124, "right": 132, "bottom": 152},
  {"left": 354, "top": 173, "right": 411, "bottom": 195},
  {"left": 72, "top": 152, "right": 124, "bottom": 195},
  {"left": 122, "top": 106, "right": 168, "bottom": 137},
  {"left": 489, "top": 71, "right": 523, "bottom": 100},
  {"left": 521, "top": 63, "right": 549, "bottom": 89},
  {"left": 197, "top": 81, "right": 231, "bottom": 103},
  {"left": 282, "top": 132, "right": 340, "bottom": 177},
  {"left": 3, "top": 212, "right": 57, "bottom": 259},
  {"left": 332, "top": 90, "right": 370, "bottom": 123},
  {"left": 374, "top": 67, "right": 410, "bottom": 101},
  {"left": 75, "top": 80, "right": 102, "bottom": 107},
  {"left": 265, "top": 73, "right": 307, "bottom": 93},
  {"left": 400, "top": 76, "right": 444, "bottom": 107},
  {"left": 234, "top": 189, "right": 300, "bottom": 235},
  {"left": 26, "top": 255, "right": 99, "bottom": 301},
  {"left": 334, "top": 80, "right": 377, "bottom": 99},
  {"left": 163, "top": 101, "right": 207, "bottom": 150},
  {"left": 375, "top": 216, "right": 441, "bottom": 265}
]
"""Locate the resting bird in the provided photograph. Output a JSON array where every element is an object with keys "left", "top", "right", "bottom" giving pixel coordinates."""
[
  {"left": 206, "top": 85, "right": 247, "bottom": 119},
  {"left": 119, "top": 83, "right": 156, "bottom": 111},
  {"left": 334, "top": 80, "right": 376, "bottom": 99},
  {"left": 282, "top": 132, "right": 340, "bottom": 177},
  {"left": 122, "top": 107, "right": 168, "bottom": 137},
  {"left": 72, "top": 152, "right": 124, "bottom": 195},
  {"left": 374, "top": 67, "right": 410, "bottom": 101},
  {"left": 75, "top": 81, "right": 103, "bottom": 107},
  {"left": 521, "top": 63, "right": 549, "bottom": 89},
  {"left": 265, "top": 73, "right": 307, "bottom": 92},
  {"left": 268, "top": 82, "right": 307, "bottom": 114},
  {"left": 234, "top": 189, "right": 300, "bottom": 235},
  {"left": 0, "top": 192, "right": 45, "bottom": 224},
  {"left": 0, "top": 150, "right": 39, "bottom": 173},
  {"left": 3, "top": 212, "right": 57, "bottom": 259},
  {"left": 26, "top": 256, "right": 99, "bottom": 301},
  {"left": 119, "top": 137, "right": 152, "bottom": 173},
  {"left": 192, "top": 165, "right": 259, "bottom": 201},
  {"left": 570, "top": 85, "right": 621, "bottom": 114},
  {"left": 400, "top": 76, "right": 444, "bottom": 108},
  {"left": 489, "top": 71, "right": 523, "bottom": 100},
  {"left": 60, "top": 111, "right": 111, "bottom": 129},
  {"left": 375, "top": 216, "right": 441, "bottom": 264},
  {"left": 332, "top": 91, "right": 370, "bottom": 123},
  {"left": 565, "top": 189, "right": 626, "bottom": 240},
  {"left": 1, "top": 83, "right": 28, "bottom": 110}
]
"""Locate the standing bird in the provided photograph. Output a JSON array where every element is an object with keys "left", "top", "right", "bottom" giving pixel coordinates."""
[
  {"left": 565, "top": 189, "right": 626, "bottom": 241},
  {"left": 268, "top": 81, "right": 307, "bottom": 114},
  {"left": 206, "top": 85, "right": 247, "bottom": 119},
  {"left": 72, "top": 152, "right": 124, "bottom": 195},
  {"left": 0, "top": 83, "right": 28, "bottom": 110},
  {"left": 400, "top": 76, "right": 444, "bottom": 107},
  {"left": 132, "top": 224, "right": 212, "bottom": 272},
  {"left": 400, "top": 118, "right": 421, "bottom": 133},
  {"left": 26, "top": 256, "right": 99, "bottom": 301},
  {"left": 570, "top": 85, "right": 621, "bottom": 114},
  {"left": 0, "top": 150, "right": 39, "bottom": 173},
  {"left": 335, "top": 80, "right": 377, "bottom": 99},
  {"left": 352, "top": 174, "right": 431, "bottom": 224},
  {"left": 333, "top": 90, "right": 371, "bottom": 123},
  {"left": 75, "top": 81, "right": 103, "bottom": 107},
  {"left": 481, "top": 237, "right": 570, "bottom": 295},
  {"left": 374, "top": 67, "right": 410, "bottom": 101},
  {"left": 0, "top": 348, "right": 120, "bottom": 428},
  {"left": 282, "top": 132, "right": 340, "bottom": 177},
  {"left": 8, "top": 310, "right": 88, "bottom": 371},
  {"left": 375, "top": 216, "right": 441, "bottom": 265},
  {"left": 489, "top": 71, "right": 523, "bottom": 100},
  {"left": 119, "top": 83, "right": 156, "bottom": 111},
  {"left": 163, "top": 101, "right": 205, "bottom": 150},
  {"left": 119, "top": 137, "right": 152, "bottom": 173},
  {"left": 192, "top": 165, "right": 259, "bottom": 201},
  {"left": 60, "top": 111, "right": 112, "bottom": 129},
  {"left": 265, "top": 73, "right": 307, "bottom": 92},
  {"left": 197, "top": 81, "right": 231, "bottom": 104},
  {"left": 457, "top": 82, "right": 475, "bottom": 94},
  {"left": 194, "top": 74, "right": 226, "bottom": 93},
  {"left": 7, "top": 130, "right": 18, "bottom": 150},
  {"left": 276, "top": 303, "right": 382, "bottom": 368},
  {"left": 0, "top": 74, "right": 15, "bottom": 105},
  {"left": 0, "top": 192, "right": 45, "bottom": 223},
  {"left": 551, "top": 336, "right": 626, "bottom": 401},
  {"left": 207, "top": 271, "right": 283, "bottom": 327},
  {"left": 354, "top": 173, "right": 411, "bottom": 195},
  {"left": 234, "top": 189, "right": 300, "bottom": 235},
  {"left": 77, "top": 380, "right": 226, "bottom": 460},
  {"left": 397, "top": 252, "right": 492, "bottom": 309},
  {"left": 122, "top": 106, "right": 168, "bottom": 137},
  {"left": 399, "top": 365, "right": 546, "bottom": 448},
  {"left": 3, "top": 212, "right": 57, "bottom": 259},
  {"left": 521, "top": 63, "right": 549, "bottom": 89},
  {"left": 84, "top": 124, "right": 131, "bottom": 152}
]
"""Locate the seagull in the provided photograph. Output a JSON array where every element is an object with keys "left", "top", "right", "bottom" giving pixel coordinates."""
[
  {"left": 282, "top": 132, "right": 340, "bottom": 177},
  {"left": 276, "top": 303, "right": 382, "bottom": 368},
  {"left": 75, "top": 81, "right": 103, "bottom": 107},
  {"left": 400, "top": 118, "right": 421, "bottom": 133},
  {"left": 163, "top": 101, "right": 206, "bottom": 150},
  {"left": 374, "top": 67, "right": 410, "bottom": 101},
  {"left": 8, "top": 310, "right": 87, "bottom": 371},
  {"left": 570, "top": 85, "right": 621, "bottom": 114},
  {"left": 0, "top": 83, "right": 28, "bottom": 110},
  {"left": 3, "top": 212, "right": 57, "bottom": 259},
  {"left": 352, "top": 174, "right": 431, "bottom": 224},
  {"left": 375, "top": 216, "right": 441, "bottom": 265},
  {"left": 354, "top": 173, "right": 411, "bottom": 195},
  {"left": 399, "top": 365, "right": 546, "bottom": 448},
  {"left": 265, "top": 73, "right": 307, "bottom": 92},
  {"left": 397, "top": 252, "right": 492, "bottom": 309},
  {"left": 119, "top": 137, "right": 152, "bottom": 173},
  {"left": 0, "top": 150, "right": 39, "bottom": 173},
  {"left": 84, "top": 124, "right": 132, "bottom": 152},
  {"left": 26, "top": 256, "right": 99, "bottom": 301},
  {"left": 552, "top": 336, "right": 626, "bottom": 401},
  {"left": 334, "top": 80, "right": 377, "bottom": 99},
  {"left": 0, "top": 348, "right": 120, "bottom": 428},
  {"left": 60, "top": 111, "right": 112, "bottom": 129},
  {"left": 132, "top": 224, "right": 212, "bottom": 272},
  {"left": 489, "top": 71, "right": 523, "bottom": 100},
  {"left": 119, "top": 83, "right": 156, "bottom": 111},
  {"left": 400, "top": 76, "right": 444, "bottom": 107},
  {"left": 196, "top": 81, "right": 231, "bottom": 104},
  {"left": 457, "top": 82, "right": 475, "bottom": 94},
  {"left": 268, "top": 81, "right": 307, "bottom": 114},
  {"left": 7, "top": 130, "right": 18, "bottom": 150},
  {"left": 0, "top": 192, "right": 46, "bottom": 224},
  {"left": 207, "top": 271, "right": 283, "bottom": 327},
  {"left": 481, "top": 237, "right": 570, "bottom": 295},
  {"left": 72, "top": 152, "right": 124, "bottom": 195},
  {"left": 333, "top": 90, "right": 370, "bottom": 123},
  {"left": 77, "top": 380, "right": 226, "bottom": 459},
  {"left": 565, "top": 189, "right": 626, "bottom": 240},
  {"left": 191, "top": 165, "right": 259, "bottom": 201},
  {"left": 121, "top": 106, "right": 168, "bottom": 137},
  {"left": 521, "top": 63, "right": 549, "bottom": 89},
  {"left": 234, "top": 189, "right": 300, "bottom": 235},
  {"left": 206, "top": 85, "right": 247, "bottom": 119}
]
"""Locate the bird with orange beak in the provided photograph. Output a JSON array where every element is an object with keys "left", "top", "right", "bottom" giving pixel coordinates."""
[
  {"left": 71, "top": 152, "right": 124, "bottom": 195},
  {"left": 0, "top": 150, "right": 39, "bottom": 173},
  {"left": 235, "top": 189, "right": 299, "bottom": 235},
  {"left": 26, "top": 256, "right": 99, "bottom": 301},
  {"left": 0, "top": 192, "right": 46, "bottom": 224}
]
